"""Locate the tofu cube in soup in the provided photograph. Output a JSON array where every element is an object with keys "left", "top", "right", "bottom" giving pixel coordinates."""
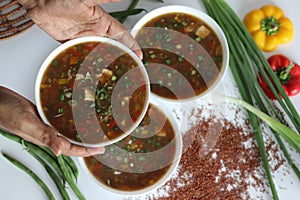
[{"left": 195, "top": 25, "right": 211, "bottom": 39}]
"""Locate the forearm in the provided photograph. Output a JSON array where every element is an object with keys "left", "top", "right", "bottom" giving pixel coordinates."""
[{"left": 0, "top": 87, "right": 17, "bottom": 133}]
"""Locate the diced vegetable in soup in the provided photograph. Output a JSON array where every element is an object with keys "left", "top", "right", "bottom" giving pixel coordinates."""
[
  {"left": 135, "top": 13, "right": 223, "bottom": 100},
  {"left": 39, "top": 41, "right": 148, "bottom": 144},
  {"left": 83, "top": 104, "right": 177, "bottom": 191}
]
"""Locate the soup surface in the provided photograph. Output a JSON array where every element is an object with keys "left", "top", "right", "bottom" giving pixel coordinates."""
[
  {"left": 40, "top": 41, "right": 148, "bottom": 144},
  {"left": 83, "top": 104, "right": 177, "bottom": 191},
  {"left": 135, "top": 13, "right": 223, "bottom": 100}
]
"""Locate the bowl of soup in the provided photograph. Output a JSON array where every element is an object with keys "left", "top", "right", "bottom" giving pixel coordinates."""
[
  {"left": 35, "top": 36, "right": 150, "bottom": 147},
  {"left": 79, "top": 98, "right": 182, "bottom": 196},
  {"left": 131, "top": 5, "right": 229, "bottom": 102}
]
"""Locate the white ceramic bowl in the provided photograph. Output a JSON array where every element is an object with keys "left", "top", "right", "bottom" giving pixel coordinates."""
[
  {"left": 35, "top": 36, "right": 150, "bottom": 147},
  {"left": 78, "top": 96, "right": 182, "bottom": 196},
  {"left": 131, "top": 5, "right": 229, "bottom": 103}
]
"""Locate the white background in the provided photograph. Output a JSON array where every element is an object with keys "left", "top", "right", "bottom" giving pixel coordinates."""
[{"left": 0, "top": 0, "right": 300, "bottom": 199}]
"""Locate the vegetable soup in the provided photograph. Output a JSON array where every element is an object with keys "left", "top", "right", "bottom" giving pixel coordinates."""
[
  {"left": 39, "top": 41, "right": 149, "bottom": 144},
  {"left": 135, "top": 12, "right": 224, "bottom": 100},
  {"left": 83, "top": 103, "right": 178, "bottom": 191}
]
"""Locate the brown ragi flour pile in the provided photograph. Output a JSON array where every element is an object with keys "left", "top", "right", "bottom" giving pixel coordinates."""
[{"left": 148, "top": 105, "right": 285, "bottom": 200}]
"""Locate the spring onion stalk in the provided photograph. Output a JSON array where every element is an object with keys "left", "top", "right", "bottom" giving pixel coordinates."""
[
  {"left": 219, "top": 95, "right": 300, "bottom": 154},
  {"left": 118, "top": 0, "right": 140, "bottom": 24},
  {"left": 2, "top": 152, "right": 55, "bottom": 200},
  {"left": 212, "top": 0, "right": 300, "bottom": 131},
  {"left": 218, "top": 6, "right": 300, "bottom": 180},
  {"left": 203, "top": 2, "right": 279, "bottom": 198},
  {"left": 203, "top": 0, "right": 300, "bottom": 177},
  {"left": 202, "top": 0, "right": 300, "bottom": 198}
]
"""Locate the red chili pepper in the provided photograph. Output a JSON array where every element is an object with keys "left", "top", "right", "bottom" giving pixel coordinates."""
[
  {"left": 109, "top": 120, "right": 116, "bottom": 128},
  {"left": 259, "top": 54, "right": 300, "bottom": 99}
]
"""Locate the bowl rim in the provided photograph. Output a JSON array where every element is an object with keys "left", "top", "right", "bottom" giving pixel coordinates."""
[
  {"left": 78, "top": 96, "right": 183, "bottom": 196},
  {"left": 131, "top": 5, "right": 229, "bottom": 103},
  {"left": 35, "top": 36, "right": 151, "bottom": 147}
]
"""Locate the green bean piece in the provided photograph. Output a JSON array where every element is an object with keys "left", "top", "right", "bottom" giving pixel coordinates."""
[
  {"left": 62, "top": 155, "right": 79, "bottom": 182},
  {"left": 0, "top": 130, "right": 65, "bottom": 181},
  {"left": 0, "top": 129, "right": 22, "bottom": 143},
  {"left": 109, "top": 9, "right": 146, "bottom": 19},
  {"left": 58, "top": 156, "right": 74, "bottom": 181},
  {"left": 28, "top": 151, "right": 70, "bottom": 200},
  {"left": 58, "top": 156, "right": 86, "bottom": 200},
  {"left": 119, "top": 0, "right": 139, "bottom": 24},
  {"left": 39, "top": 146, "right": 57, "bottom": 159},
  {"left": 60, "top": 156, "right": 77, "bottom": 183},
  {"left": 2, "top": 152, "right": 55, "bottom": 200},
  {"left": 24, "top": 141, "right": 65, "bottom": 180}
]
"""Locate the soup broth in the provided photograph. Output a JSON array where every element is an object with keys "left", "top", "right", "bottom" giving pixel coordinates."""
[
  {"left": 135, "top": 13, "right": 223, "bottom": 100},
  {"left": 83, "top": 104, "right": 177, "bottom": 191},
  {"left": 39, "top": 41, "right": 148, "bottom": 144}
]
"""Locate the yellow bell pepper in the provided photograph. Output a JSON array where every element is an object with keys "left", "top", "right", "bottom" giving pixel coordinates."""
[{"left": 243, "top": 5, "right": 294, "bottom": 52}]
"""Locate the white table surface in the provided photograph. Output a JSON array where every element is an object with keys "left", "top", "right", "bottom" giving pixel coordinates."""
[{"left": 1, "top": 0, "right": 300, "bottom": 199}]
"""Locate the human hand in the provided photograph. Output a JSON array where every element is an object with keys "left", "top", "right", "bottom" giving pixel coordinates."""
[
  {"left": 17, "top": 0, "right": 143, "bottom": 59},
  {"left": 0, "top": 86, "right": 105, "bottom": 157}
]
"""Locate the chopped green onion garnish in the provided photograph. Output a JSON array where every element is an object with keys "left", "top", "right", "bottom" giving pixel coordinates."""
[
  {"left": 165, "top": 59, "right": 171, "bottom": 65},
  {"left": 181, "top": 21, "right": 188, "bottom": 26},
  {"left": 198, "top": 55, "right": 204, "bottom": 61},
  {"left": 89, "top": 102, "right": 95, "bottom": 108},
  {"left": 100, "top": 93, "right": 105, "bottom": 100},
  {"left": 144, "top": 60, "right": 150, "bottom": 66},
  {"left": 59, "top": 93, "right": 65, "bottom": 101},
  {"left": 57, "top": 108, "right": 64, "bottom": 114},
  {"left": 76, "top": 134, "right": 81, "bottom": 142},
  {"left": 178, "top": 55, "right": 184, "bottom": 62},
  {"left": 195, "top": 37, "right": 201, "bottom": 42},
  {"left": 110, "top": 146, "right": 114, "bottom": 152},
  {"left": 52, "top": 60, "right": 59, "bottom": 67},
  {"left": 150, "top": 54, "right": 157, "bottom": 59},
  {"left": 191, "top": 69, "right": 197, "bottom": 75},
  {"left": 138, "top": 156, "right": 145, "bottom": 161},
  {"left": 97, "top": 58, "right": 103, "bottom": 63},
  {"left": 111, "top": 75, "right": 117, "bottom": 81},
  {"left": 214, "top": 56, "right": 222, "bottom": 62},
  {"left": 176, "top": 44, "right": 182, "bottom": 49},
  {"left": 68, "top": 100, "right": 77, "bottom": 106},
  {"left": 158, "top": 80, "right": 163, "bottom": 87}
]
